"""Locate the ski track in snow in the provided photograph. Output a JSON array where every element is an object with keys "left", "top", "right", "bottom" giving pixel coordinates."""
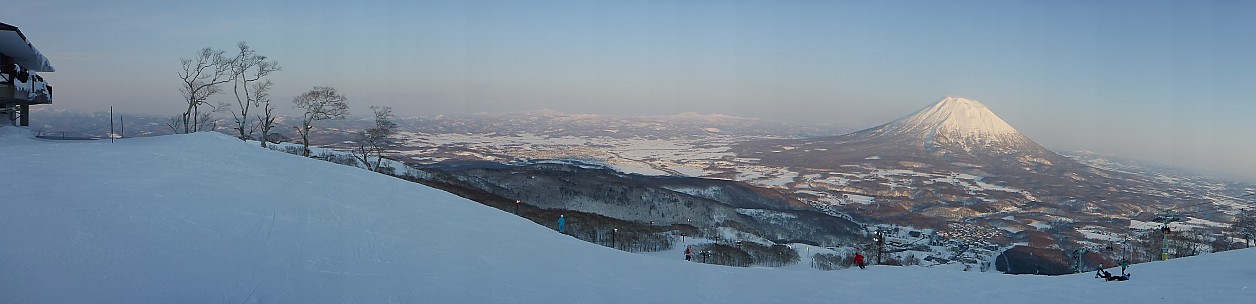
[{"left": 1, "top": 126, "right": 1254, "bottom": 304}]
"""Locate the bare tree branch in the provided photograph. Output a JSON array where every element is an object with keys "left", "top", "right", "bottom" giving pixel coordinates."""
[
  {"left": 228, "top": 42, "right": 281, "bottom": 140},
  {"left": 292, "top": 86, "right": 349, "bottom": 156},
  {"left": 352, "top": 106, "right": 396, "bottom": 171},
  {"left": 255, "top": 81, "right": 278, "bottom": 148},
  {"left": 177, "top": 47, "right": 234, "bottom": 133}
]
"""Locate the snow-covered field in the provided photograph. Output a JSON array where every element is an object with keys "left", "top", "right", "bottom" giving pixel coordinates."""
[
  {"left": 396, "top": 131, "right": 737, "bottom": 177},
  {"left": 390, "top": 129, "right": 1055, "bottom": 211},
  {"left": 2, "top": 126, "right": 1254, "bottom": 304}
]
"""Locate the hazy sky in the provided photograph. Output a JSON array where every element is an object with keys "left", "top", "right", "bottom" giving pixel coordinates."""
[{"left": 5, "top": 0, "right": 1256, "bottom": 181}]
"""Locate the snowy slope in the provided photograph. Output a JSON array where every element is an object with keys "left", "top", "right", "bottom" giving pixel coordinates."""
[{"left": 2, "top": 126, "right": 1254, "bottom": 304}]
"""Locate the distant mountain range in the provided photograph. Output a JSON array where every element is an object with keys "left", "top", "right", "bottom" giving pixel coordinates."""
[
  {"left": 390, "top": 110, "right": 858, "bottom": 139},
  {"left": 26, "top": 108, "right": 857, "bottom": 141},
  {"left": 737, "top": 96, "right": 1099, "bottom": 185},
  {"left": 26, "top": 99, "right": 1253, "bottom": 274}
]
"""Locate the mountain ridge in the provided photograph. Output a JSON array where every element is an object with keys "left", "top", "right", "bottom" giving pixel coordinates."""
[{"left": 740, "top": 97, "right": 1087, "bottom": 173}]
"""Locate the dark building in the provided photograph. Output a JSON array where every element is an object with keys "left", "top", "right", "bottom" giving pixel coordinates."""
[{"left": 1, "top": 22, "right": 55, "bottom": 126}]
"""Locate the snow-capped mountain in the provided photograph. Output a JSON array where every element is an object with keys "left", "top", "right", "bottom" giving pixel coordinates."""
[
  {"left": 875, "top": 96, "right": 1022, "bottom": 142},
  {"left": 759, "top": 96, "right": 1081, "bottom": 171},
  {"left": 860, "top": 96, "right": 1051, "bottom": 157},
  {"left": 737, "top": 96, "right": 1102, "bottom": 182}
]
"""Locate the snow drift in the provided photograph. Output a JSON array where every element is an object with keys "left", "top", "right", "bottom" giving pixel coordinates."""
[{"left": 1, "top": 126, "right": 1253, "bottom": 303}]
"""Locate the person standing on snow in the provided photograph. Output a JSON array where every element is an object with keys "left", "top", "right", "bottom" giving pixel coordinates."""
[
  {"left": 685, "top": 247, "right": 693, "bottom": 261},
  {"left": 557, "top": 214, "right": 566, "bottom": 234},
  {"left": 854, "top": 253, "right": 866, "bottom": 269}
]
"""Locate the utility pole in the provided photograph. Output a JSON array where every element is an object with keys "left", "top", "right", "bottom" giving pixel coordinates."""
[
  {"left": 1073, "top": 249, "right": 1087, "bottom": 273},
  {"left": 1244, "top": 208, "right": 1253, "bottom": 248},
  {"left": 1239, "top": 193, "right": 1255, "bottom": 249},
  {"left": 1155, "top": 211, "right": 1182, "bottom": 261},
  {"left": 873, "top": 230, "right": 885, "bottom": 265},
  {"left": 1161, "top": 223, "right": 1170, "bottom": 261},
  {"left": 1130, "top": 228, "right": 1140, "bottom": 263},
  {"left": 683, "top": 218, "right": 690, "bottom": 244},
  {"left": 1105, "top": 239, "right": 1115, "bottom": 264},
  {"left": 109, "top": 106, "right": 115, "bottom": 143}
]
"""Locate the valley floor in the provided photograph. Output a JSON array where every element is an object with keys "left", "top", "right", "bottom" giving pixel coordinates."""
[{"left": 1, "top": 127, "right": 1252, "bottom": 304}]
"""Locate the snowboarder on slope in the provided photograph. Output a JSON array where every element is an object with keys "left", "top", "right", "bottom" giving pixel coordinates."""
[
  {"left": 558, "top": 214, "right": 566, "bottom": 234},
  {"left": 685, "top": 247, "right": 693, "bottom": 261},
  {"left": 1095, "top": 264, "right": 1129, "bottom": 281},
  {"left": 854, "top": 253, "right": 866, "bottom": 269},
  {"left": 1101, "top": 271, "right": 1129, "bottom": 281},
  {"left": 1095, "top": 264, "right": 1109, "bottom": 279}
]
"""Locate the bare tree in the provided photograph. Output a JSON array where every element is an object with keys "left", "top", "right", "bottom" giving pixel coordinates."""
[
  {"left": 255, "top": 82, "right": 279, "bottom": 148},
  {"left": 178, "top": 47, "right": 234, "bottom": 133},
  {"left": 169, "top": 111, "right": 222, "bottom": 133},
  {"left": 227, "top": 42, "right": 280, "bottom": 140},
  {"left": 352, "top": 106, "right": 397, "bottom": 171},
  {"left": 292, "top": 86, "right": 349, "bottom": 156},
  {"left": 1234, "top": 209, "right": 1256, "bottom": 248},
  {"left": 165, "top": 115, "right": 184, "bottom": 133}
]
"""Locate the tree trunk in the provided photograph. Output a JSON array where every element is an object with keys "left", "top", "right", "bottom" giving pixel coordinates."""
[
  {"left": 299, "top": 126, "right": 311, "bottom": 157},
  {"left": 182, "top": 104, "right": 194, "bottom": 134},
  {"left": 374, "top": 152, "right": 384, "bottom": 172}
]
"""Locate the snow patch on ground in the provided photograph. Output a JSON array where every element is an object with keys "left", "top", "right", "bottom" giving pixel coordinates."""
[
  {"left": 713, "top": 227, "right": 775, "bottom": 246},
  {"left": 1028, "top": 220, "right": 1052, "bottom": 230},
  {"left": 736, "top": 208, "right": 799, "bottom": 224},
  {"left": 846, "top": 194, "right": 876, "bottom": 205},
  {"left": 1078, "top": 226, "right": 1121, "bottom": 242}
]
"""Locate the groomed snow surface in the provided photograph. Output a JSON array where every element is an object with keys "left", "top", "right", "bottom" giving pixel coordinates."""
[{"left": 2, "top": 126, "right": 1254, "bottom": 303}]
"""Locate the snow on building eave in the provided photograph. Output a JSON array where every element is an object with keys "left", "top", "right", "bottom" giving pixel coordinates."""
[{"left": 0, "top": 21, "right": 55, "bottom": 72}]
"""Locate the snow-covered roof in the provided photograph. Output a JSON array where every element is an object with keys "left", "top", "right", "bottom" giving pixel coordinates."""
[{"left": 0, "top": 22, "right": 55, "bottom": 72}]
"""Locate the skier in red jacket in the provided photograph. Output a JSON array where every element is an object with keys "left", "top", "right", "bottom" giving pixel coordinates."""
[
  {"left": 854, "top": 253, "right": 866, "bottom": 269},
  {"left": 684, "top": 247, "right": 693, "bottom": 261}
]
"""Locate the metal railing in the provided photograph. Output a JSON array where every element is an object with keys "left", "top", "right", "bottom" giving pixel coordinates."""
[{"left": 1, "top": 67, "right": 52, "bottom": 105}]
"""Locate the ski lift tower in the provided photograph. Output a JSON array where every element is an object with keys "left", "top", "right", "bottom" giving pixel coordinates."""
[
  {"left": 1154, "top": 211, "right": 1183, "bottom": 261},
  {"left": 0, "top": 22, "right": 55, "bottom": 127}
]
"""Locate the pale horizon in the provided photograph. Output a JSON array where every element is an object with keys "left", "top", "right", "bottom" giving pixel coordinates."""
[{"left": 5, "top": 0, "right": 1256, "bottom": 181}]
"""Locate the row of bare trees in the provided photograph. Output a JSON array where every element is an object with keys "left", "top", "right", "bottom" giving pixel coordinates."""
[
  {"left": 350, "top": 105, "right": 397, "bottom": 171},
  {"left": 287, "top": 87, "right": 395, "bottom": 167},
  {"left": 173, "top": 42, "right": 282, "bottom": 139},
  {"left": 227, "top": 43, "right": 281, "bottom": 146},
  {"left": 174, "top": 46, "right": 232, "bottom": 133},
  {"left": 173, "top": 43, "right": 396, "bottom": 167}
]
